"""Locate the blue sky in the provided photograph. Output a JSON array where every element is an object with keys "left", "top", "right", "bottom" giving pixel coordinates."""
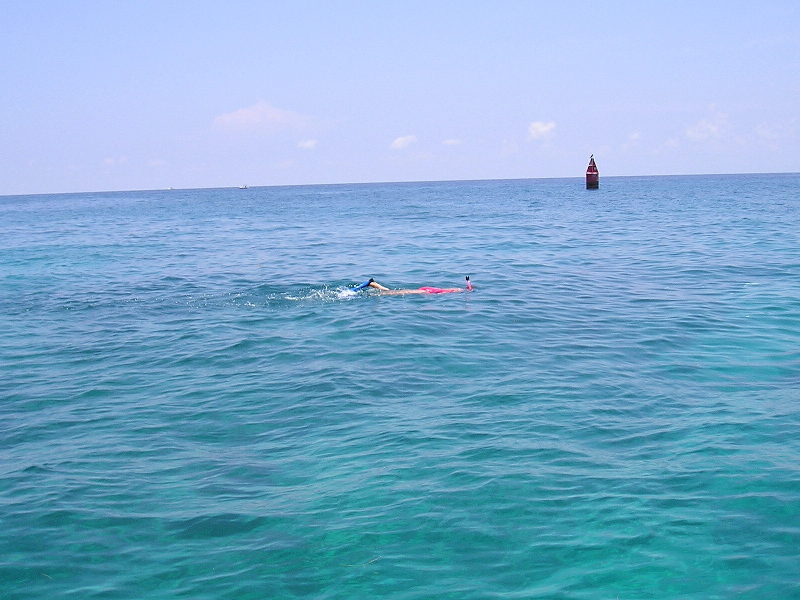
[{"left": 1, "top": 1, "right": 798, "bottom": 194}]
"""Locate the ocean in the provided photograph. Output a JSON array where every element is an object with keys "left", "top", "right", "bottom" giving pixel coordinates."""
[{"left": 1, "top": 174, "right": 799, "bottom": 599}]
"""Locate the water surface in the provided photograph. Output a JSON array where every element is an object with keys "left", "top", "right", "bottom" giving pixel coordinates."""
[{"left": 2, "top": 175, "right": 799, "bottom": 599}]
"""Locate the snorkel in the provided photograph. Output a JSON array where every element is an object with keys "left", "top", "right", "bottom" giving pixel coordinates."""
[{"left": 353, "top": 278, "right": 374, "bottom": 291}]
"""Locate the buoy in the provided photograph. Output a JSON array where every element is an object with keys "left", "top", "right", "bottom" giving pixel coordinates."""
[{"left": 586, "top": 155, "right": 599, "bottom": 189}]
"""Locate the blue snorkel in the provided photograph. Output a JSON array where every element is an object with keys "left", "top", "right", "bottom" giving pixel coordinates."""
[
  {"left": 352, "top": 278, "right": 374, "bottom": 291},
  {"left": 337, "top": 278, "right": 373, "bottom": 299}
]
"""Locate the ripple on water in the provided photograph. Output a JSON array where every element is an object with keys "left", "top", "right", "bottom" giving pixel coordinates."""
[{"left": 1, "top": 176, "right": 799, "bottom": 599}]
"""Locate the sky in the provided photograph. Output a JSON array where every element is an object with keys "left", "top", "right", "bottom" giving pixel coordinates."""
[{"left": 1, "top": 1, "right": 799, "bottom": 195}]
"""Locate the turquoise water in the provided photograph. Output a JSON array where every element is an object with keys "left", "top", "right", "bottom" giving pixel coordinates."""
[{"left": 2, "top": 175, "right": 799, "bottom": 599}]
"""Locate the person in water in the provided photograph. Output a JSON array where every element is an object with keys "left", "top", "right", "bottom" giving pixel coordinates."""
[{"left": 360, "top": 276, "right": 473, "bottom": 295}]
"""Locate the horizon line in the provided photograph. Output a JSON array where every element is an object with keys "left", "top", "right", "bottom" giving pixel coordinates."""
[{"left": 3, "top": 170, "right": 799, "bottom": 199}]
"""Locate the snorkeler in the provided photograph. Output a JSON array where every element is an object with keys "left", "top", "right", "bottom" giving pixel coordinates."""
[{"left": 354, "top": 276, "right": 473, "bottom": 295}]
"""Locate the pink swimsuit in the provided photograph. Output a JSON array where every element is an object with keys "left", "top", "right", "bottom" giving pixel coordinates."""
[{"left": 418, "top": 287, "right": 458, "bottom": 294}]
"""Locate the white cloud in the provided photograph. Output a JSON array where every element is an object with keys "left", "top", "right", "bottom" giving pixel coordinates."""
[
  {"left": 755, "top": 124, "right": 779, "bottom": 140},
  {"left": 213, "top": 101, "right": 309, "bottom": 132},
  {"left": 622, "top": 132, "right": 641, "bottom": 151},
  {"left": 686, "top": 119, "right": 720, "bottom": 140},
  {"left": 298, "top": 139, "right": 318, "bottom": 149},
  {"left": 390, "top": 135, "right": 417, "bottom": 150},
  {"left": 443, "top": 138, "right": 462, "bottom": 146},
  {"left": 528, "top": 121, "right": 555, "bottom": 140},
  {"left": 686, "top": 107, "right": 729, "bottom": 141}
]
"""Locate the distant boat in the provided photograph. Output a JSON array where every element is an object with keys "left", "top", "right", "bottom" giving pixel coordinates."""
[
  {"left": 586, "top": 155, "right": 599, "bottom": 189},
  {"left": 238, "top": 185, "right": 248, "bottom": 189}
]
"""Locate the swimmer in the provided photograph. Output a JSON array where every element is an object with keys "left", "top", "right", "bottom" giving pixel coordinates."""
[{"left": 358, "top": 276, "right": 473, "bottom": 295}]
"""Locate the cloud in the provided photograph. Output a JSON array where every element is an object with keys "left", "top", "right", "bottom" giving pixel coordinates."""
[
  {"left": 297, "top": 139, "right": 318, "bottom": 149},
  {"left": 390, "top": 135, "right": 417, "bottom": 150},
  {"left": 686, "top": 119, "right": 720, "bottom": 140},
  {"left": 622, "top": 132, "right": 641, "bottom": 151},
  {"left": 443, "top": 138, "right": 462, "bottom": 146},
  {"left": 213, "top": 101, "right": 310, "bottom": 132},
  {"left": 686, "top": 107, "right": 729, "bottom": 141},
  {"left": 528, "top": 121, "right": 555, "bottom": 140},
  {"left": 755, "top": 124, "right": 780, "bottom": 140}
]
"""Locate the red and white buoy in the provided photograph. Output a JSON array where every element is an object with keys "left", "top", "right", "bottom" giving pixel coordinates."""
[{"left": 586, "top": 155, "right": 599, "bottom": 189}]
